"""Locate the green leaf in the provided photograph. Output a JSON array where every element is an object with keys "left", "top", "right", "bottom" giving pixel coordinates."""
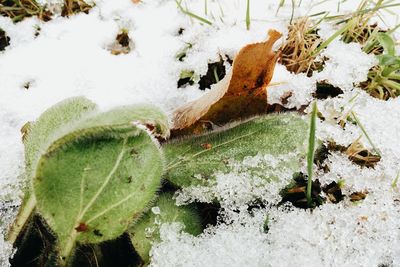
[
  {"left": 382, "top": 66, "right": 399, "bottom": 77},
  {"left": 25, "top": 97, "right": 98, "bottom": 181},
  {"left": 57, "top": 104, "right": 170, "bottom": 144},
  {"left": 128, "top": 193, "right": 202, "bottom": 264},
  {"left": 377, "top": 54, "right": 400, "bottom": 66},
  {"left": 8, "top": 97, "right": 98, "bottom": 244},
  {"left": 32, "top": 103, "right": 169, "bottom": 264},
  {"left": 377, "top": 32, "right": 396, "bottom": 56},
  {"left": 164, "top": 113, "right": 308, "bottom": 188}
]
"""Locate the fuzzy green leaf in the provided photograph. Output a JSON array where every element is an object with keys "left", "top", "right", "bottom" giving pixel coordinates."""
[
  {"left": 128, "top": 193, "right": 202, "bottom": 264},
  {"left": 8, "top": 97, "right": 98, "bottom": 244},
  {"left": 72, "top": 104, "right": 170, "bottom": 139},
  {"left": 164, "top": 113, "right": 308, "bottom": 188},
  {"left": 32, "top": 103, "right": 169, "bottom": 264},
  {"left": 25, "top": 96, "right": 98, "bottom": 181}
]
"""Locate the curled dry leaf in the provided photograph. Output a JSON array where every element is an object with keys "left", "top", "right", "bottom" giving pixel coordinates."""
[
  {"left": 172, "top": 29, "right": 282, "bottom": 134},
  {"left": 346, "top": 137, "right": 381, "bottom": 168}
]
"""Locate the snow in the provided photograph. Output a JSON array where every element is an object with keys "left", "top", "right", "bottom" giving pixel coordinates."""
[
  {"left": 315, "top": 41, "right": 377, "bottom": 92},
  {"left": 151, "top": 206, "right": 161, "bottom": 215},
  {"left": 269, "top": 40, "right": 377, "bottom": 110},
  {"left": 175, "top": 153, "right": 299, "bottom": 208},
  {"left": 152, "top": 195, "right": 400, "bottom": 267},
  {"left": 269, "top": 64, "right": 315, "bottom": 109},
  {"left": 1, "top": 0, "right": 400, "bottom": 266}
]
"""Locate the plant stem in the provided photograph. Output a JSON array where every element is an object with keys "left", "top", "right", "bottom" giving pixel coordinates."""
[
  {"left": 213, "top": 66, "right": 220, "bottom": 83},
  {"left": 306, "top": 101, "right": 317, "bottom": 208},
  {"left": 60, "top": 231, "right": 78, "bottom": 266},
  {"left": 7, "top": 194, "right": 36, "bottom": 244},
  {"left": 175, "top": 0, "right": 213, "bottom": 25},
  {"left": 382, "top": 79, "right": 400, "bottom": 91}
]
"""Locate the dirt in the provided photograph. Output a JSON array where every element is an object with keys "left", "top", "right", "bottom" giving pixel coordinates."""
[
  {"left": 0, "top": 28, "right": 10, "bottom": 51},
  {"left": 198, "top": 58, "right": 227, "bottom": 90},
  {"left": 313, "top": 81, "right": 344, "bottom": 99},
  {"left": 280, "top": 171, "right": 344, "bottom": 209}
]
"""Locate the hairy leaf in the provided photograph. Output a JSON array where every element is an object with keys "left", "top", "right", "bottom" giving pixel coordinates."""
[
  {"left": 164, "top": 113, "right": 308, "bottom": 188},
  {"left": 128, "top": 193, "right": 202, "bottom": 264},
  {"left": 31, "top": 103, "right": 169, "bottom": 264},
  {"left": 8, "top": 97, "right": 98, "bottom": 243},
  {"left": 25, "top": 97, "right": 98, "bottom": 181}
]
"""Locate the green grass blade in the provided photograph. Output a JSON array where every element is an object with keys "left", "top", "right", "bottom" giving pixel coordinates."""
[
  {"left": 246, "top": 0, "right": 250, "bottom": 30},
  {"left": 176, "top": 0, "right": 212, "bottom": 25},
  {"left": 276, "top": 0, "right": 285, "bottom": 15},
  {"left": 306, "top": 101, "right": 317, "bottom": 207},
  {"left": 392, "top": 170, "right": 400, "bottom": 188},
  {"left": 311, "top": 20, "right": 354, "bottom": 57}
]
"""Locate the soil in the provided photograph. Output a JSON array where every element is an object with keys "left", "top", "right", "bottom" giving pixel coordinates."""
[{"left": 0, "top": 28, "right": 10, "bottom": 51}]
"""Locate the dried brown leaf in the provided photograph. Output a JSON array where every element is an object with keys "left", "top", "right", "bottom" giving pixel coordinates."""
[{"left": 172, "top": 29, "right": 282, "bottom": 133}]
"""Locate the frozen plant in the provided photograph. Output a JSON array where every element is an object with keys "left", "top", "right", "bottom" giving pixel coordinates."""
[
  {"left": 164, "top": 113, "right": 309, "bottom": 189},
  {"left": 129, "top": 193, "right": 202, "bottom": 265},
  {"left": 8, "top": 97, "right": 169, "bottom": 266}
]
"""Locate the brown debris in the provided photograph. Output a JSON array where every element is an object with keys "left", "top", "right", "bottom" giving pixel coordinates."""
[
  {"left": 350, "top": 191, "right": 368, "bottom": 202},
  {"left": 279, "top": 18, "right": 324, "bottom": 76},
  {"left": 346, "top": 138, "right": 381, "bottom": 168},
  {"left": 322, "top": 181, "right": 344, "bottom": 204},
  {"left": 75, "top": 222, "right": 89, "bottom": 232},
  {"left": 109, "top": 31, "right": 133, "bottom": 55},
  {"left": 172, "top": 29, "right": 282, "bottom": 134},
  {"left": 62, "top": 0, "right": 93, "bottom": 17},
  {"left": 0, "top": 0, "right": 52, "bottom": 22},
  {"left": 201, "top": 143, "right": 212, "bottom": 150},
  {"left": 280, "top": 91, "right": 293, "bottom": 105},
  {"left": 21, "top": 121, "right": 32, "bottom": 142}
]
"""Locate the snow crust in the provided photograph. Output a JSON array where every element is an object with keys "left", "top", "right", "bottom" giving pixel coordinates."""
[{"left": 1, "top": 0, "right": 400, "bottom": 266}]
